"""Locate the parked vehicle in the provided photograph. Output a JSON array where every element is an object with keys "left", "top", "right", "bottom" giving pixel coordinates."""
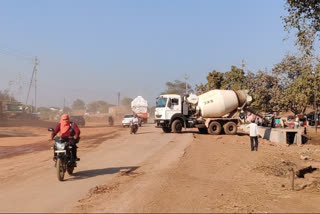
[
  {"left": 155, "top": 89, "right": 252, "bottom": 135},
  {"left": 131, "top": 96, "right": 148, "bottom": 123},
  {"left": 48, "top": 128, "right": 77, "bottom": 181},
  {"left": 70, "top": 116, "right": 85, "bottom": 127}
]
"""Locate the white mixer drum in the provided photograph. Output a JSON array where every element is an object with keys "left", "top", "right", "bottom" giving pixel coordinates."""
[{"left": 198, "top": 90, "right": 239, "bottom": 117}]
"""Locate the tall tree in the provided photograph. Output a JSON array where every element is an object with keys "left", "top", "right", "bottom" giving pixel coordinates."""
[
  {"left": 272, "top": 55, "right": 314, "bottom": 114},
  {"left": 245, "top": 71, "right": 281, "bottom": 113},
  {"left": 71, "top": 99, "right": 86, "bottom": 110},
  {"left": 283, "top": 0, "right": 320, "bottom": 55}
]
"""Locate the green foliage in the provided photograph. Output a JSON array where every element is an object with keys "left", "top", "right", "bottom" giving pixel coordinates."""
[
  {"left": 245, "top": 71, "right": 280, "bottom": 113},
  {"left": 163, "top": 80, "right": 193, "bottom": 96},
  {"left": 196, "top": 58, "right": 320, "bottom": 115},
  {"left": 196, "top": 66, "right": 246, "bottom": 94},
  {"left": 283, "top": 0, "right": 320, "bottom": 55},
  {"left": 196, "top": 70, "right": 224, "bottom": 94},
  {"left": 71, "top": 99, "right": 86, "bottom": 110},
  {"left": 222, "top": 66, "right": 246, "bottom": 90},
  {"left": 272, "top": 54, "right": 314, "bottom": 114},
  {"left": 87, "top": 100, "right": 109, "bottom": 113}
]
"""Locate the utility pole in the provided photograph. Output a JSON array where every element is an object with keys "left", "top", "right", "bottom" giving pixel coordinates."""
[
  {"left": 314, "top": 65, "right": 318, "bottom": 133},
  {"left": 241, "top": 59, "right": 246, "bottom": 73},
  {"left": 184, "top": 73, "right": 189, "bottom": 95},
  {"left": 117, "top": 92, "right": 120, "bottom": 106},
  {"left": 25, "top": 56, "right": 39, "bottom": 112},
  {"left": 34, "top": 57, "right": 39, "bottom": 112}
]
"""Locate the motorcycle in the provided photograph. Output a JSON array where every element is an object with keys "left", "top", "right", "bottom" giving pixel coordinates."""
[
  {"left": 130, "top": 122, "right": 138, "bottom": 134},
  {"left": 48, "top": 128, "right": 77, "bottom": 181}
]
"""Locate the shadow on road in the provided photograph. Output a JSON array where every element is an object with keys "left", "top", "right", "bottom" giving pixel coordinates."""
[
  {"left": 236, "top": 132, "right": 249, "bottom": 136},
  {"left": 67, "top": 166, "right": 140, "bottom": 181}
]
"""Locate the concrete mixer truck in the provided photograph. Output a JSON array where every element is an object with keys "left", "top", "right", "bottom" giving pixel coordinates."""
[{"left": 154, "top": 90, "right": 252, "bottom": 134}]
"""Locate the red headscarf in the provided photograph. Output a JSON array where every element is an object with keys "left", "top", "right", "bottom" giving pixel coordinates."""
[{"left": 60, "top": 114, "right": 70, "bottom": 136}]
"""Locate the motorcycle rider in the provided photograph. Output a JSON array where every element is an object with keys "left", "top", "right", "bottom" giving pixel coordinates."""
[
  {"left": 108, "top": 115, "right": 114, "bottom": 126},
  {"left": 131, "top": 114, "right": 139, "bottom": 133},
  {"left": 51, "top": 114, "right": 81, "bottom": 161}
]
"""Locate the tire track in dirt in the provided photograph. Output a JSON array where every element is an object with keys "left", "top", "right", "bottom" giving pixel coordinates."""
[{"left": 0, "top": 127, "right": 123, "bottom": 159}]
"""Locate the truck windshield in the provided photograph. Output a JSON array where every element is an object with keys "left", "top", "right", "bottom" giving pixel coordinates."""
[{"left": 156, "top": 98, "right": 167, "bottom": 108}]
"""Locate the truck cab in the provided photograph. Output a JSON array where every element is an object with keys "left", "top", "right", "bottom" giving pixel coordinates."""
[{"left": 155, "top": 94, "right": 183, "bottom": 132}]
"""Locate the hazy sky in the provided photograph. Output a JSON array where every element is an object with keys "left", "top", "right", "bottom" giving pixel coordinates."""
[{"left": 0, "top": 0, "right": 297, "bottom": 107}]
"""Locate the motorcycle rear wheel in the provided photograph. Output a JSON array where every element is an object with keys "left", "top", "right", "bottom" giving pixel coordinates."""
[{"left": 56, "top": 159, "right": 65, "bottom": 181}]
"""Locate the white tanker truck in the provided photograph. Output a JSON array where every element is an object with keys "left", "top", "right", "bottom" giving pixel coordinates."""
[{"left": 154, "top": 90, "right": 253, "bottom": 134}]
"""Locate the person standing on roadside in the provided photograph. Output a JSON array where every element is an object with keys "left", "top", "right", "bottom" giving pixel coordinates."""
[{"left": 246, "top": 119, "right": 259, "bottom": 151}]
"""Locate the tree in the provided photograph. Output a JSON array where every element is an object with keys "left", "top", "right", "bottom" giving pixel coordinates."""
[
  {"left": 272, "top": 54, "right": 314, "bottom": 114},
  {"left": 245, "top": 71, "right": 281, "bottom": 113},
  {"left": 196, "top": 66, "right": 246, "bottom": 94},
  {"left": 221, "top": 66, "right": 246, "bottom": 90},
  {"left": 87, "top": 100, "right": 109, "bottom": 113},
  {"left": 196, "top": 70, "right": 224, "bottom": 94},
  {"left": 71, "top": 99, "right": 86, "bottom": 110},
  {"left": 163, "top": 80, "right": 194, "bottom": 96},
  {"left": 283, "top": 0, "right": 320, "bottom": 55}
]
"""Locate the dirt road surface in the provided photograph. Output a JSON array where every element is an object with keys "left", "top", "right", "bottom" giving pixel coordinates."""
[{"left": 1, "top": 122, "right": 320, "bottom": 213}]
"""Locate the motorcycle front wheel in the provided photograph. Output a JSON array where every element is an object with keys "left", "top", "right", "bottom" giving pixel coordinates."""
[
  {"left": 56, "top": 159, "right": 65, "bottom": 181},
  {"left": 67, "top": 166, "right": 74, "bottom": 175}
]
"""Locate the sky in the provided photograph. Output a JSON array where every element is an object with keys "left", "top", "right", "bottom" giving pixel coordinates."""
[{"left": 0, "top": 0, "right": 297, "bottom": 108}]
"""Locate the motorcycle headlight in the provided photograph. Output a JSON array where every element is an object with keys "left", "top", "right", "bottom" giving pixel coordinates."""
[{"left": 55, "top": 142, "right": 65, "bottom": 150}]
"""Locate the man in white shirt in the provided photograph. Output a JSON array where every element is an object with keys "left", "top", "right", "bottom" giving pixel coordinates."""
[
  {"left": 131, "top": 115, "right": 139, "bottom": 125},
  {"left": 246, "top": 119, "right": 259, "bottom": 151}
]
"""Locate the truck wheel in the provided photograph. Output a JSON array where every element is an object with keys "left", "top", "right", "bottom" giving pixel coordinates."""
[
  {"left": 198, "top": 128, "right": 208, "bottom": 134},
  {"left": 162, "top": 127, "right": 172, "bottom": 133},
  {"left": 223, "top": 122, "right": 237, "bottom": 135},
  {"left": 172, "top": 120, "right": 183, "bottom": 133},
  {"left": 208, "top": 121, "right": 222, "bottom": 135}
]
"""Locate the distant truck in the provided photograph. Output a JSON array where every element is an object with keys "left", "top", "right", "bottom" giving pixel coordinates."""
[
  {"left": 131, "top": 96, "right": 148, "bottom": 123},
  {"left": 154, "top": 90, "right": 252, "bottom": 134}
]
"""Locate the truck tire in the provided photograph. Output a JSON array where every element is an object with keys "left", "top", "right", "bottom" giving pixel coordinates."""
[
  {"left": 162, "top": 127, "right": 172, "bottom": 133},
  {"left": 208, "top": 121, "right": 222, "bottom": 135},
  {"left": 223, "top": 122, "right": 237, "bottom": 135},
  {"left": 198, "top": 128, "right": 208, "bottom": 134},
  {"left": 172, "top": 120, "right": 183, "bottom": 133}
]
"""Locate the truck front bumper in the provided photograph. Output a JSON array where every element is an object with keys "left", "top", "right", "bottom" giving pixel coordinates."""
[{"left": 155, "top": 120, "right": 170, "bottom": 128}]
